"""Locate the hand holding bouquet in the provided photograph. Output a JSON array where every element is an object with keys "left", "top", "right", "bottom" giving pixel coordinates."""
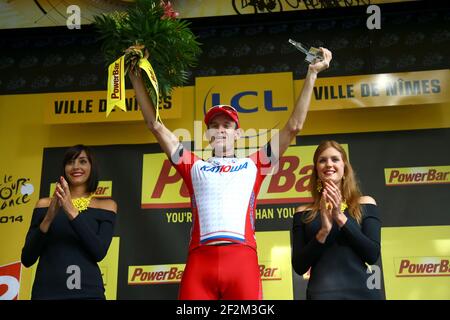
[{"left": 94, "top": 0, "right": 202, "bottom": 117}]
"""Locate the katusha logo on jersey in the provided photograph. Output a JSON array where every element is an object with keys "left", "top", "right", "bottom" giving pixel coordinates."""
[
  {"left": 259, "top": 262, "right": 282, "bottom": 281},
  {"left": 128, "top": 264, "right": 185, "bottom": 285},
  {"left": 395, "top": 257, "right": 450, "bottom": 277},
  {"left": 199, "top": 162, "right": 249, "bottom": 173},
  {"left": 0, "top": 261, "right": 22, "bottom": 300}
]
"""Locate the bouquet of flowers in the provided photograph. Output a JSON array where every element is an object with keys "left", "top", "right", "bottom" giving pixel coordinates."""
[{"left": 94, "top": 0, "right": 202, "bottom": 116}]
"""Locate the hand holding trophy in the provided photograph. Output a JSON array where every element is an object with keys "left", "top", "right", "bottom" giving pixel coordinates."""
[
  {"left": 288, "top": 39, "right": 324, "bottom": 64},
  {"left": 289, "top": 39, "right": 332, "bottom": 74}
]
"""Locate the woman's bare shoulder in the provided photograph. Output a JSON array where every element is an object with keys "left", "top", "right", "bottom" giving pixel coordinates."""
[
  {"left": 359, "top": 195, "right": 377, "bottom": 205},
  {"left": 295, "top": 203, "right": 313, "bottom": 213},
  {"left": 91, "top": 198, "right": 117, "bottom": 213}
]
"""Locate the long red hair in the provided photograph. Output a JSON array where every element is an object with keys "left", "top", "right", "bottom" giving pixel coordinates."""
[{"left": 303, "top": 140, "right": 362, "bottom": 224}]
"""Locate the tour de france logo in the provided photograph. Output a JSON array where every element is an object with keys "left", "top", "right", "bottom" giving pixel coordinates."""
[{"left": 1, "top": 174, "right": 34, "bottom": 224}]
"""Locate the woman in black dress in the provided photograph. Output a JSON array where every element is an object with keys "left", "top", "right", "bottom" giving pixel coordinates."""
[
  {"left": 292, "top": 140, "right": 382, "bottom": 299},
  {"left": 21, "top": 144, "right": 117, "bottom": 299}
]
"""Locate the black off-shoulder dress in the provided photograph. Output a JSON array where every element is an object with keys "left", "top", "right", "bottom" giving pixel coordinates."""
[
  {"left": 292, "top": 204, "right": 383, "bottom": 300},
  {"left": 21, "top": 207, "right": 116, "bottom": 300}
]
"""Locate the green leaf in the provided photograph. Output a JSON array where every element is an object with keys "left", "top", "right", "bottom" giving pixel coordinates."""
[{"left": 93, "top": 0, "right": 201, "bottom": 99}]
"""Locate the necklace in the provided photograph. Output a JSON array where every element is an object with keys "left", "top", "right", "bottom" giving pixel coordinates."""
[
  {"left": 340, "top": 201, "right": 348, "bottom": 213},
  {"left": 72, "top": 194, "right": 93, "bottom": 213},
  {"left": 326, "top": 200, "right": 348, "bottom": 213}
]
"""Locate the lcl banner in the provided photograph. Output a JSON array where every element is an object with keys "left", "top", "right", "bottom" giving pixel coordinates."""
[{"left": 13, "top": 69, "right": 448, "bottom": 125}]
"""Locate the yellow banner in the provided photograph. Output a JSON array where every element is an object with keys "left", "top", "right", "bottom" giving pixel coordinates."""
[
  {"left": 295, "top": 69, "right": 450, "bottom": 110},
  {"left": 381, "top": 226, "right": 450, "bottom": 299},
  {"left": 43, "top": 88, "right": 183, "bottom": 124},
  {"left": 107, "top": 56, "right": 127, "bottom": 116},
  {"left": 106, "top": 55, "right": 160, "bottom": 120},
  {"left": 138, "top": 58, "right": 161, "bottom": 122},
  {"left": 41, "top": 69, "right": 450, "bottom": 124},
  {"left": 384, "top": 166, "right": 450, "bottom": 186},
  {"left": 98, "top": 237, "right": 120, "bottom": 300},
  {"left": 256, "top": 231, "right": 293, "bottom": 299},
  {"left": 141, "top": 144, "right": 348, "bottom": 208},
  {"left": 50, "top": 181, "right": 113, "bottom": 198}
]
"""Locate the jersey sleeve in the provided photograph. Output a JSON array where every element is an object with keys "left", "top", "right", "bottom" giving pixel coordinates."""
[
  {"left": 169, "top": 143, "right": 201, "bottom": 182},
  {"left": 249, "top": 143, "right": 274, "bottom": 178}
]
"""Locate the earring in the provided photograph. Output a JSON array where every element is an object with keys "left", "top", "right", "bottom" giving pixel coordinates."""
[{"left": 316, "top": 180, "right": 323, "bottom": 193}]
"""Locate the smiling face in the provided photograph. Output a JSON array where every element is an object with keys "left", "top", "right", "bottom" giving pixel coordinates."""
[
  {"left": 316, "top": 147, "right": 346, "bottom": 186},
  {"left": 206, "top": 113, "right": 240, "bottom": 156},
  {"left": 64, "top": 150, "right": 92, "bottom": 188}
]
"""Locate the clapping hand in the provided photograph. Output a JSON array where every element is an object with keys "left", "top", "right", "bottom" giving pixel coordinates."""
[
  {"left": 55, "top": 176, "right": 78, "bottom": 219},
  {"left": 324, "top": 180, "right": 348, "bottom": 227},
  {"left": 319, "top": 188, "right": 333, "bottom": 233}
]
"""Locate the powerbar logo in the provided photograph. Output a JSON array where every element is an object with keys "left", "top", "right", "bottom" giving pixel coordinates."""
[
  {"left": 128, "top": 263, "right": 282, "bottom": 284},
  {"left": 128, "top": 265, "right": 185, "bottom": 285},
  {"left": 259, "top": 262, "right": 282, "bottom": 280},
  {"left": 385, "top": 166, "right": 450, "bottom": 186},
  {"left": 395, "top": 257, "right": 450, "bottom": 277},
  {"left": 110, "top": 61, "right": 121, "bottom": 100}
]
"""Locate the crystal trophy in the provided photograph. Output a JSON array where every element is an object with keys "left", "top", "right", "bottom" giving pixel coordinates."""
[{"left": 288, "top": 39, "right": 323, "bottom": 64}]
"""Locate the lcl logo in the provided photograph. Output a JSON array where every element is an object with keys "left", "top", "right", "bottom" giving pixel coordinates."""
[
  {"left": 0, "top": 261, "right": 21, "bottom": 300},
  {"left": 203, "top": 88, "right": 288, "bottom": 115}
]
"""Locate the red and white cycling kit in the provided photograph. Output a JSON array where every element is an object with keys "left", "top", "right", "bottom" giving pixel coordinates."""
[{"left": 171, "top": 144, "right": 272, "bottom": 299}]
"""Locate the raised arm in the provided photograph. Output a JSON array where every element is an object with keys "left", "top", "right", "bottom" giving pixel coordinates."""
[
  {"left": 128, "top": 69, "right": 180, "bottom": 159},
  {"left": 272, "top": 48, "right": 332, "bottom": 161}
]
